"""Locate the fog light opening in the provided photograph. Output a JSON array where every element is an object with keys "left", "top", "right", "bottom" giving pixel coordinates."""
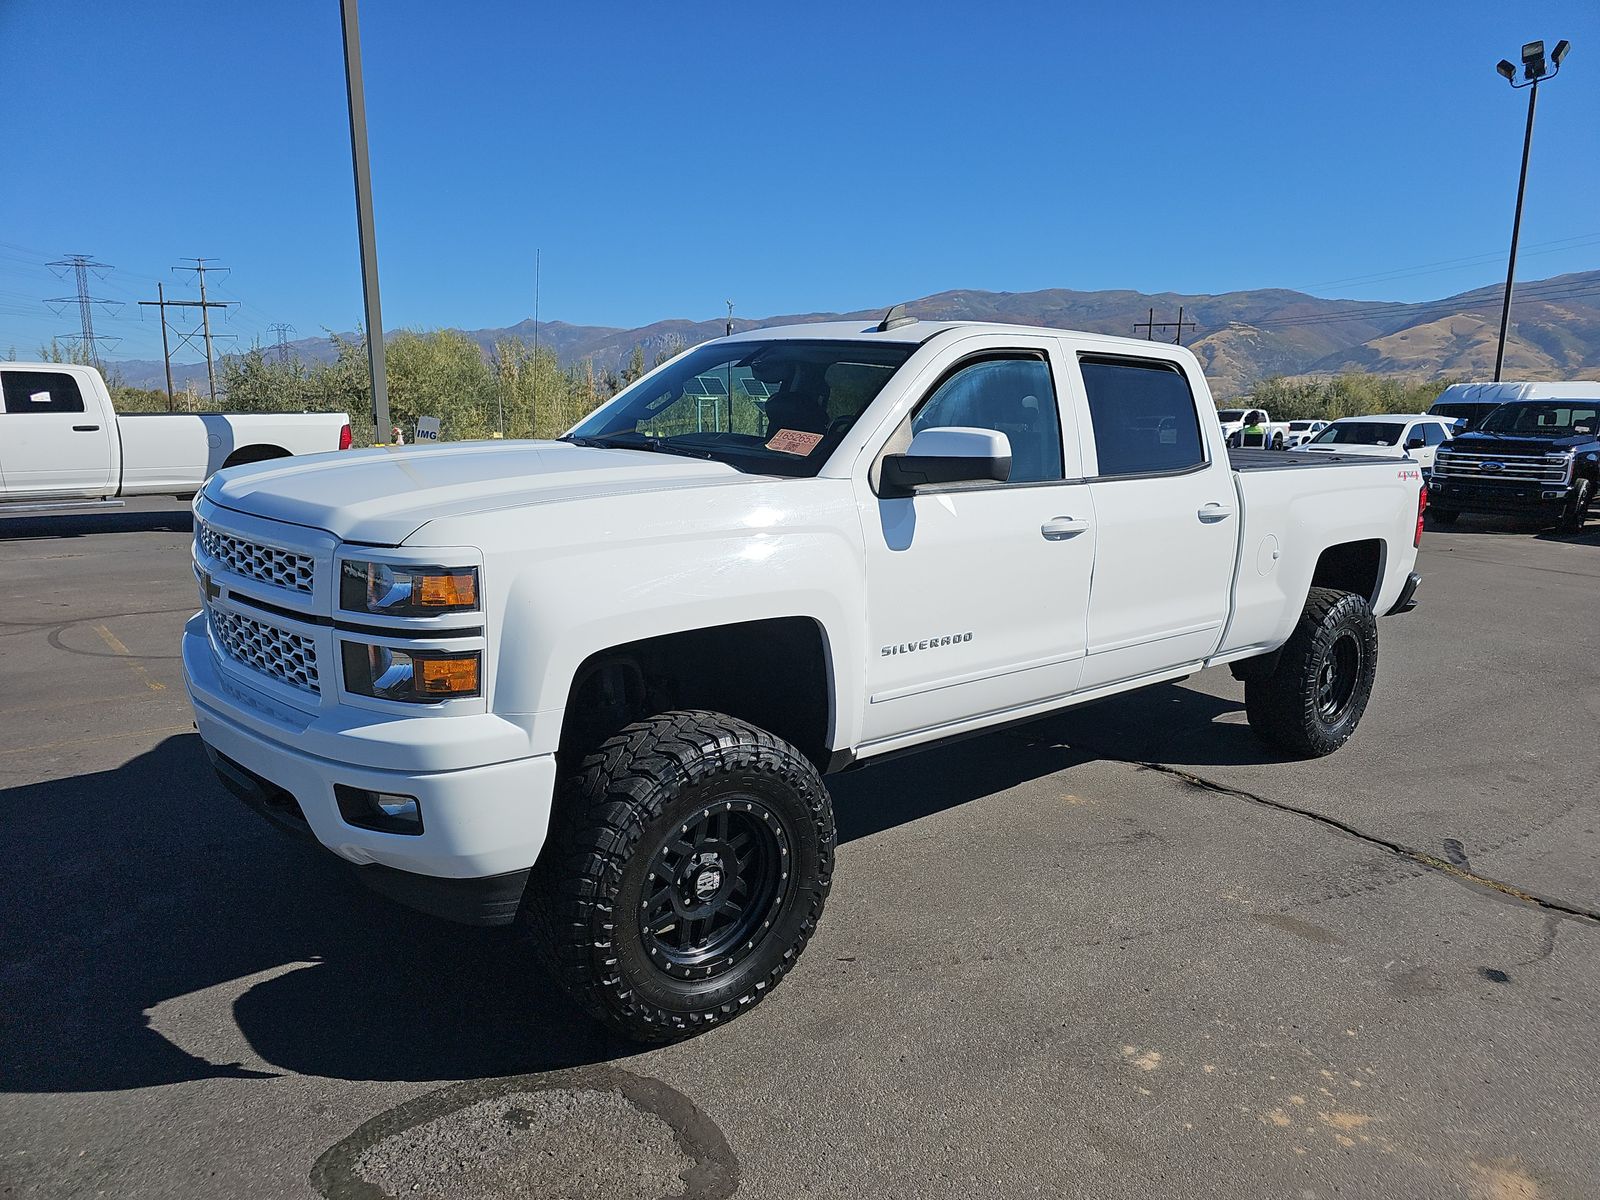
[{"left": 335, "top": 784, "right": 424, "bottom": 835}]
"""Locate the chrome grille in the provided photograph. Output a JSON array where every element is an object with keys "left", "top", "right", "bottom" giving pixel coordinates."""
[
  {"left": 197, "top": 522, "right": 314, "bottom": 594},
  {"left": 1432, "top": 450, "right": 1571, "bottom": 484},
  {"left": 209, "top": 607, "right": 320, "bottom": 694}
]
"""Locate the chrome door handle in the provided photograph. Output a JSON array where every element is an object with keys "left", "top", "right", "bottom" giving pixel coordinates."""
[
  {"left": 1041, "top": 516, "right": 1090, "bottom": 540},
  {"left": 1197, "top": 503, "right": 1235, "bottom": 523}
]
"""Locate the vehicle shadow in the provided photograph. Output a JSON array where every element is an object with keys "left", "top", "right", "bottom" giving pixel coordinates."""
[
  {"left": 0, "top": 505, "right": 193, "bottom": 541},
  {"left": 0, "top": 733, "right": 630, "bottom": 1094},
  {"left": 0, "top": 682, "right": 1269, "bottom": 1095}
]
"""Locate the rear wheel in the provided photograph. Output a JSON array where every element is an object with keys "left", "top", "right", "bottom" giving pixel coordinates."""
[
  {"left": 525, "top": 710, "right": 834, "bottom": 1042},
  {"left": 1556, "top": 478, "right": 1593, "bottom": 533},
  {"left": 1246, "top": 588, "right": 1378, "bottom": 757}
]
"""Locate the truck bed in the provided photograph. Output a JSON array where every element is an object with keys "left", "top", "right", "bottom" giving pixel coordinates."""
[{"left": 1228, "top": 448, "right": 1393, "bottom": 471}]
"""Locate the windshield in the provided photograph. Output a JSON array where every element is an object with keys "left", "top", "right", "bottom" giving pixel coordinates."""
[
  {"left": 1430, "top": 402, "right": 1491, "bottom": 419},
  {"left": 1288, "top": 421, "right": 1316, "bottom": 430},
  {"left": 566, "top": 339, "right": 914, "bottom": 476},
  {"left": 1311, "top": 421, "right": 1401, "bottom": 446},
  {"left": 1217, "top": 409, "right": 1245, "bottom": 421},
  {"left": 1477, "top": 401, "right": 1600, "bottom": 438}
]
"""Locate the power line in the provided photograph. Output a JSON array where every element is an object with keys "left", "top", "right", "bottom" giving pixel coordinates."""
[{"left": 45, "top": 254, "right": 122, "bottom": 366}]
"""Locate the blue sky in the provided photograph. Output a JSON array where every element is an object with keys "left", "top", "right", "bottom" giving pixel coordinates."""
[{"left": 2, "top": 0, "right": 1597, "bottom": 364}]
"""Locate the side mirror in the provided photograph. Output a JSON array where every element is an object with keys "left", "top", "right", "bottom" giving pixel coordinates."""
[
  {"left": 1405, "top": 435, "right": 1426, "bottom": 450},
  {"left": 880, "top": 427, "right": 1011, "bottom": 497}
]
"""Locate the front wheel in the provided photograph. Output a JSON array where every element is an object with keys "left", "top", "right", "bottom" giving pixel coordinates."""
[
  {"left": 1556, "top": 478, "right": 1593, "bottom": 533},
  {"left": 524, "top": 710, "right": 835, "bottom": 1042},
  {"left": 1246, "top": 588, "right": 1378, "bottom": 757}
]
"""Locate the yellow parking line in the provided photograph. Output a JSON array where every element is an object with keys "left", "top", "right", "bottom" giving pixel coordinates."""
[
  {"left": 94, "top": 623, "right": 168, "bottom": 692},
  {"left": 0, "top": 723, "right": 193, "bottom": 758}
]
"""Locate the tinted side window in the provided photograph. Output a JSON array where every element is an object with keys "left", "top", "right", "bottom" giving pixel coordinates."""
[
  {"left": 2, "top": 370, "right": 85, "bottom": 414},
  {"left": 1422, "top": 423, "right": 1447, "bottom": 446},
  {"left": 911, "top": 356, "right": 1064, "bottom": 484},
  {"left": 1080, "top": 357, "right": 1205, "bottom": 477}
]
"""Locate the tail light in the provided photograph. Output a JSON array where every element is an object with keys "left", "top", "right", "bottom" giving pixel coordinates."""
[
  {"left": 338, "top": 423, "right": 353, "bottom": 451},
  {"left": 1414, "top": 482, "right": 1428, "bottom": 547}
]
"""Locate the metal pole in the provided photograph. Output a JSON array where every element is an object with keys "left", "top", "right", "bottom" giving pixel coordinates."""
[
  {"left": 340, "top": 0, "right": 390, "bottom": 442},
  {"left": 158, "top": 282, "right": 174, "bottom": 411},
  {"left": 196, "top": 261, "right": 217, "bottom": 406},
  {"left": 1494, "top": 79, "right": 1538, "bottom": 383}
]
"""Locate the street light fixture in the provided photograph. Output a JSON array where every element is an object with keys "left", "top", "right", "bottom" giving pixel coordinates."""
[{"left": 1492, "top": 36, "right": 1571, "bottom": 382}]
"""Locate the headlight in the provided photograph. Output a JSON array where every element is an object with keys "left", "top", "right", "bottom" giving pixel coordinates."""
[
  {"left": 342, "top": 643, "right": 481, "bottom": 702},
  {"left": 340, "top": 561, "right": 478, "bottom": 616}
]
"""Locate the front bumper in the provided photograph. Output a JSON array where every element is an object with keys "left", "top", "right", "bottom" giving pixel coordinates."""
[
  {"left": 1430, "top": 477, "right": 1574, "bottom": 516},
  {"left": 184, "top": 613, "right": 557, "bottom": 924}
]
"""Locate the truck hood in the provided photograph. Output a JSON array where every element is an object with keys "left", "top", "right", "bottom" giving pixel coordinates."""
[
  {"left": 1442, "top": 432, "right": 1594, "bottom": 455},
  {"left": 1293, "top": 442, "right": 1405, "bottom": 458},
  {"left": 202, "top": 440, "right": 753, "bottom": 544}
]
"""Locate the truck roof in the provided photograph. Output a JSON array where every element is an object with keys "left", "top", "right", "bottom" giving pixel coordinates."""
[{"left": 718, "top": 318, "right": 1190, "bottom": 354}]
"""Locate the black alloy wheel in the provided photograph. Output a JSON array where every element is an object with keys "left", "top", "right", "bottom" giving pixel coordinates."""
[
  {"left": 640, "top": 797, "right": 790, "bottom": 981},
  {"left": 1315, "top": 631, "right": 1363, "bottom": 726}
]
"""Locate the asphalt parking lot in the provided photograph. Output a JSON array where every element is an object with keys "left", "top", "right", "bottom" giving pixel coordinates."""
[{"left": 3, "top": 497, "right": 1599, "bottom": 1200}]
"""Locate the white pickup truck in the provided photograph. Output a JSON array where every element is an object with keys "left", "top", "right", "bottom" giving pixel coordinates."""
[
  {"left": 1218, "top": 406, "right": 1292, "bottom": 449},
  {"left": 183, "top": 315, "right": 1426, "bottom": 1041},
  {"left": 0, "top": 362, "right": 349, "bottom": 507}
]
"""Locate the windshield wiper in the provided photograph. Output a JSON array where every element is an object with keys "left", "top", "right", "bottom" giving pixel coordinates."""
[{"left": 559, "top": 432, "right": 717, "bottom": 460}]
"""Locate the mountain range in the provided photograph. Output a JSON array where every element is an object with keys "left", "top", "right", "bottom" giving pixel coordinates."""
[{"left": 110, "top": 269, "right": 1600, "bottom": 400}]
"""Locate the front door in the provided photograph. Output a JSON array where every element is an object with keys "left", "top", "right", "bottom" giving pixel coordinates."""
[
  {"left": 0, "top": 367, "right": 114, "bottom": 497},
  {"left": 858, "top": 346, "right": 1096, "bottom": 746}
]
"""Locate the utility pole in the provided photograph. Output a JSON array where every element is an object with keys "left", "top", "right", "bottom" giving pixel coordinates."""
[
  {"left": 268, "top": 323, "right": 296, "bottom": 363},
  {"left": 46, "top": 254, "right": 121, "bottom": 366},
  {"left": 531, "top": 247, "right": 540, "bottom": 437},
  {"left": 341, "top": 0, "right": 390, "bottom": 443},
  {"left": 1132, "top": 308, "right": 1196, "bottom": 344},
  {"left": 139, "top": 281, "right": 232, "bottom": 410},
  {"left": 157, "top": 283, "right": 174, "bottom": 409},
  {"left": 171, "top": 259, "right": 234, "bottom": 404},
  {"left": 726, "top": 299, "right": 735, "bottom": 337}
]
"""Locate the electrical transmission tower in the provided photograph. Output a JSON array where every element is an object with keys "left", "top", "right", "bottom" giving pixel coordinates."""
[
  {"left": 46, "top": 254, "right": 122, "bottom": 366},
  {"left": 170, "top": 259, "right": 235, "bottom": 404},
  {"left": 138, "top": 265, "right": 235, "bottom": 409},
  {"left": 268, "top": 324, "right": 296, "bottom": 363},
  {"left": 1133, "top": 306, "right": 1197, "bottom": 345}
]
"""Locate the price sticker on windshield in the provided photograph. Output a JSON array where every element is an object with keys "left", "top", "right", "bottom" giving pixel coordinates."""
[{"left": 766, "top": 429, "right": 823, "bottom": 456}]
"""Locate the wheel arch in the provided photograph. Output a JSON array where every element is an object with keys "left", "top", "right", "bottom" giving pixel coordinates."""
[
  {"left": 557, "top": 615, "right": 837, "bottom": 771},
  {"left": 221, "top": 443, "right": 292, "bottom": 469},
  {"left": 1308, "top": 538, "right": 1385, "bottom": 609}
]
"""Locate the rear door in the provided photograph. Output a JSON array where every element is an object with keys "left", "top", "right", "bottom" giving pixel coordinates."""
[
  {"left": 857, "top": 338, "right": 1096, "bottom": 745},
  {"left": 1070, "top": 351, "right": 1237, "bottom": 689},
  {"left": 0, "top": 367, "right": 116, "bottom": 497}
]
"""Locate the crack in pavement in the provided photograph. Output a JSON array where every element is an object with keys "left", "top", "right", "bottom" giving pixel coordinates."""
[{"left": 1025, "top": 733, "right": 1600, "bottom": 928}]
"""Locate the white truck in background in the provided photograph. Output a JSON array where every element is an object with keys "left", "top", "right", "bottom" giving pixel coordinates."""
[
  {"left": 0, "top": 362, "right": 349, "bottom": 509},
  {"left": 183, "top": 315, "right": 1427, "bottom": 1042},
  {"left": 1218, "top": 406, "right": 1292, "bottom": 449}
]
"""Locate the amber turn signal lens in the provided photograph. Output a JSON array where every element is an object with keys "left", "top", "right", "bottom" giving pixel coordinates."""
[
  {"left": 417, "top": 570, "right": 477, "bottom": 609},
  {"left": 418, "top": 654, "right": 480, "bottom": 696}
]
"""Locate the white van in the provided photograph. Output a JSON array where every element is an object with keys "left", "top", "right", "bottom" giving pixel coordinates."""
[{"left": 1428, "top": 381, "right": 1600, "bottom": 433}]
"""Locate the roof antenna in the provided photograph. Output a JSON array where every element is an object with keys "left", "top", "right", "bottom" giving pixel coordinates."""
[{"left": 877, "top": 303, "right": 916, "bottom": 332}]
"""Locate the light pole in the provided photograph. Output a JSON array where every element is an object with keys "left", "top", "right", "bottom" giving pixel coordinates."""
[
  {"left": 340, "top": 0, "right": 391, "bottom": 443},
  {"left": 1492, "top": 38, "right": 1570, "bottom": 382}
]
